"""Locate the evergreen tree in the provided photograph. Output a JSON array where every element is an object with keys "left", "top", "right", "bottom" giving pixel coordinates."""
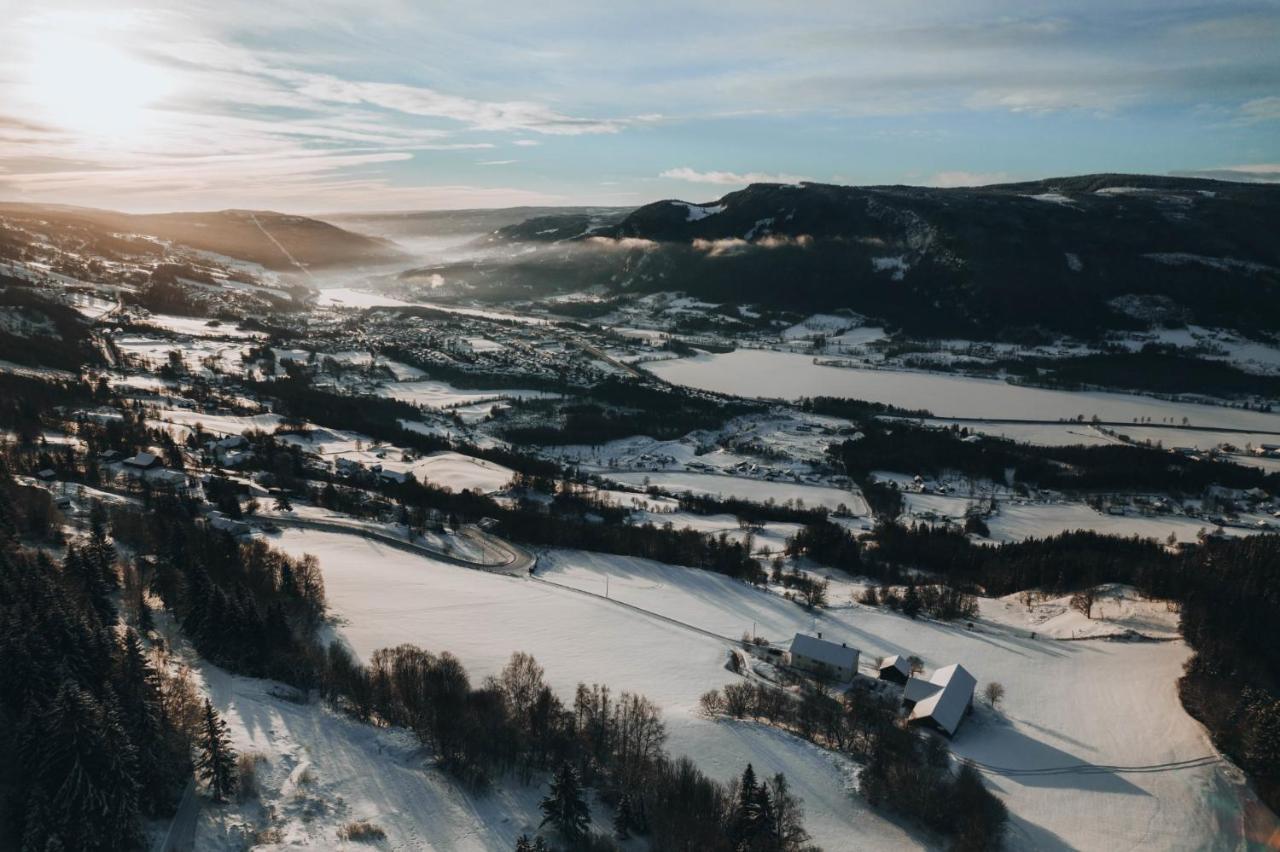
[
  {"left": 195, "top": 699, "right": 237, "bottom": 802},
  {"left": 539, "top": 761, "right": 590, "bottom": 843},
  {"left": 613, "top": 790, "right": 635, "bottom": 839},
  {"left": 24, "top": 682, "right": 142, "bottom": 851},
  {"left": 902, "top": 583, "right": 922, "bottom": 619}
]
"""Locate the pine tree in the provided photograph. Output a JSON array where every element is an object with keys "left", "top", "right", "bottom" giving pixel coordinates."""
[
  {"left": 195, "top": 699, "right": 237, "bottom": 802},
  {"left": 902, "top": 583, "right": 922, "bottom": 619},
  {"left": 539, "top": 761, "right": 590, "bottom": 843},
  {"left": 26, "top": 682, "right": 142, "bottom": 851},
  {"left": 731, "top": 763, "right": 761, "bottom": 847},
  {"left": 613, "top": 790, "right": 635, "bottom": 839}
]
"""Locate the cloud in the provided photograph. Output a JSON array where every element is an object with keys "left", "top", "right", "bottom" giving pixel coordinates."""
[
  {"left": 1170, "top": 164, "right": 1280, "bottom": 183},
  {"left": 586, "top": 236, "right": 657, "bottom": 250},
  {"left": 928, "top": 171, "right": 1012, "bottom": 187},
  {"left": 478, "top": 159, "right": 517, "bottom": 166},
  {"left": 661, "top": 167, "right": 810, "bottom": 185},
  {"left": 512, "top": 139, "right": 541, "bottom": 147},
  {"left": 1238, "top": 96, "right": 1280, "bottom": 123},
  {"left": 692, "top": 234, "right": 812, "bottom": 256}
]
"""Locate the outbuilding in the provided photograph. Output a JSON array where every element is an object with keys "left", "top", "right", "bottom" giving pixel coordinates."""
[{"left": 878, "top": 655, "right": 912, "bottom": 685}]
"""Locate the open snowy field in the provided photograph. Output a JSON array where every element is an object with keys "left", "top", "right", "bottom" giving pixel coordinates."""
[
  {"left": 141, "top": 314, "right": 264, "bottom": 339},
  {"left": 985, "top": 501, "right": 1251, "bottom": 544},
  {"left": 276, "top": 530, "right": 920, "bottom": 850},
  {"left": 645, "top": 349, "right": 1280, "bottom": 432},
  {"left": 276, "top": 529, "right": 1275, "bottom": 851},
  {"left": 603, "top": 470, "right": 868, "bottom": 515},
  {"left": 377, "top": 379, "right": 555, "bottom": 410}
]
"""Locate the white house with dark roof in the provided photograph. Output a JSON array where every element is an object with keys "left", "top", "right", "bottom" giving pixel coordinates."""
[
  {"left": 788, "top": 633, "right": 860, "bottom": 681},
  {"left": 903, "top": 663, "right": 976, "bottom": 736}
]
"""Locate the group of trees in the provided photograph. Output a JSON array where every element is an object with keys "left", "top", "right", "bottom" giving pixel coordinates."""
[
  {"left": 0, "top": 515, "right": 199, "bottom": 847},
  {"left": 109, "top": 500, "right": 327, "bottom": 685},
  {"left": 831, "top": 419, "right": 1278, "bottom": 494},
  {"left": 701, "top": 680, "right": 1006, "bottom": 851},
  {"left": 318, "top": 646, "right": 813, "bottom": 850},
  {"left": 857, "top": 583, "right": 979, "bottom": 622}
]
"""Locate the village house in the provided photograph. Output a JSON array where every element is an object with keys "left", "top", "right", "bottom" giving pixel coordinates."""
[{"left": 788, "top": 632, "right": 860, "bottom": 682}]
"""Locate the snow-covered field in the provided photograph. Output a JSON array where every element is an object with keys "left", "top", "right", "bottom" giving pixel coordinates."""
[
  {"left": 377, "top": 379, "right": 554, "bottom": 410},
  {"left": 275, "top": 529, "right": 1274, "bottom": 851},
  {"left": 141, "top": 314, "right": 264, "bottom": 340},
  {"left": 645, "top": 349, "right": 1280, "bottom": 432},
  {"left": 603, "top": 470, "right": 868, "bottom": 514},
  {"left": 276, "top": 530, "right": 919, "bottom": 850},
  {"left": 409, "top": 451, "right": 514, "bottom": 493},
  {"left": 985, "top": 501, "right": 1247, "bottom": 544}
]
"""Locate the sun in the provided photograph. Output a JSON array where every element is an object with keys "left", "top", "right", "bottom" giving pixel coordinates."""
[{"left": 21, "top": 30, "right": 172, "bottom": 140}]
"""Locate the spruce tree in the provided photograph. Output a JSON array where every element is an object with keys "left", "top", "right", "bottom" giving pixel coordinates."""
[
  {"left": 26, "top": 682, "right": 142, "bottom": 851},
  {"left": 539, "top": 761, "right": 590, "bottom": 843},
  {"left": 195, "top": 699, "right": 237, "bottom": 802},
  {"left": 613, "top": 790, "right": 635, "bottom": 839}
]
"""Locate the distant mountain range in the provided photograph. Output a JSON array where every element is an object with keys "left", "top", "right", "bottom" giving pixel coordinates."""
[
  {"left": 0, "top": 203, "right": 405, "bottom": 272},
  {"left": 472, "top": 174, "right": 1279, "bottom": 339}
]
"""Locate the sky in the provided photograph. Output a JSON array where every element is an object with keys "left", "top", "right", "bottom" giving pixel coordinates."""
[{"left": 0, "top": 0, "right": 1277, "bottom": 212}]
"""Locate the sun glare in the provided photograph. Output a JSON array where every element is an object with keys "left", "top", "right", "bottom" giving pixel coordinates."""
[{"left": 22, "top": 31, "right": 172, "bottom": 139}]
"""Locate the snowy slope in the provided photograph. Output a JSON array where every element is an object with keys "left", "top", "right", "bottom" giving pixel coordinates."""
[{"left": 275, "top": 529, "right": 1277, "bottom": 851}]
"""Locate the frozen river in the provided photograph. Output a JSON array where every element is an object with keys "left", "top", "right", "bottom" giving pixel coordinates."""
[{"left": 645, "top": 348, "right": 1280, "bottom": 432}]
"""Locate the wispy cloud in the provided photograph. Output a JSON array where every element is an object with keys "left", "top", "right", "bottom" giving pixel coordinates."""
[
  {"left": 478, "top": 159, "right": 517, "bottom": 166},
  {"left": 1171, "top": 163, "right": 1280, "bottom": 183},
  {"left": 661, "top": 167, "right": 811, "bottom": 186}
]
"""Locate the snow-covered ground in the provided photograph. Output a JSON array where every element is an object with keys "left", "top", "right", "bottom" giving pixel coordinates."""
[
  {"left": 645, "top": 348, "right": 1280, "bottom": 432},
  {"left": 275, "top": 529, "right": 1275, "bottom": 851},
  {"left": 377, "top": 379, "right": 554, "bottom": 410},
  {"left": 190, "top": 663, "right": 610, "bottom": 849},
  {"left": 985, "top": 501, "right": 1248, "bottom": 544},
  {"left": 983, "top": 584, "right": 1181, "bottom": 640},
  {"left": 275, "top": 530, "right": 921, "bottom": 850},
  {"left": 603, "top": 470, "right": 868, "bottom": 514}
]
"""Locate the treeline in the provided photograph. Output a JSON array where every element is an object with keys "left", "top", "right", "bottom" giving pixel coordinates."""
[
  {"left": 321, "top": 647, "right": 814, "bottom": 850},
  {"left": 502, "top": 378, "right": 758, "bottom": 446},
  {"left": 0, "top": 506, "right": 197, "bottom": 849},
  {"left": 701, "top": 681, "right": 1005, "bottom": 851},
  {"left": 831, "top": 420, "right": 1277, "bottom": 493},
  {"left": 1001, "top": 347, "right": 1280, "bottom": 400},
  {"left": 796, "top": 395, "right": 933, "bottom": 420}
]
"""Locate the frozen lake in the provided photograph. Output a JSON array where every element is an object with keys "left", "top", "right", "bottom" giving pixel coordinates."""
[{"left": 645, "top": 349, "right": 1280, "bottom": 432}]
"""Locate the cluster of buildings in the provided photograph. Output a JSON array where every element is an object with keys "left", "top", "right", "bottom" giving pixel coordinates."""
[{"left": 786, "top": 632, "right": 977, "bottom": 737}]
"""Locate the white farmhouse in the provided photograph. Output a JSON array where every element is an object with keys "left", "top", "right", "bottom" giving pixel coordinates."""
[{"left": 788, "top": 633, "right": 860, "bottom": 681}]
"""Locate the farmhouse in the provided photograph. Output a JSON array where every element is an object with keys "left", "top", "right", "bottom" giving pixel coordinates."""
[
  {"left": 903, "top": 663, "right": 977, "bottom": 736},
  {"left": 878, "top": 655, "right": 912, "bottom": 685},
  {"left": 788, "top": 633, "right": 859, "bottom": 681},
  {"left": 204, "top": 510, "right": 251, "bottom": 537},
  {"left": 122, "top": 451, "right": 161, "bottom": 470}
]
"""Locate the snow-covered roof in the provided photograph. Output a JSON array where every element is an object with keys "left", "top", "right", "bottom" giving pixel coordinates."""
[
  {"left": 789, "top": 633, "right": 859, "bottom": 670},
  {"left": 908, "top": 663, "right": 976, "bottom": 736},
  {"left": 123, "top": 451, "right": 159, "bottom": 467},
  {"left": 903, "top": 676, "right": 942, "bottom": 704},
  {"left": 879, "top": 655, "right": 911, "bottom": 676}
]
